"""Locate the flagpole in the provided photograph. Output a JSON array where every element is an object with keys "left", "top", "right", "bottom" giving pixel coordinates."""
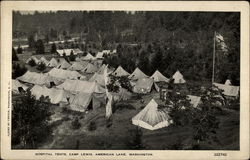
[{"left": 212, "top": 31, "right": 216, "bottom": 83}]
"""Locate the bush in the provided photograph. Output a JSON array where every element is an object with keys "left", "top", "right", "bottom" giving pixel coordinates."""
[
  {"left": 71, "top": 117, "right": 81, "bottom": 130},
  {"left": 88, "top": 121, "right": 96, "bottom": 131},
  {"left": 36, "top": 62, "right": 46, "bottom": 71},
  {"left": 28, "top": 59, "right": 36, "bottom": 66}
]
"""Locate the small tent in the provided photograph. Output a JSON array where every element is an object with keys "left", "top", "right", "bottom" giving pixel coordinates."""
[
  {"left": 225, "top": 79, "right": 232, "bottom": 85},
  {"left": 133, "top": 78, "right": 154, "bottom": 94},
  {"left": 151, "top": 70, "right": 169, "bottom": 83},
  {"left": 187, "top": 95, "right": 202, "bottom": 108},
  {"left": 56, "top": 59, "right": 71, "bottom": 69},
  {"left": 82, "top": 53, "right": 96, "bottom": 61},
  {"left": 213, "top": 83, "right": 239, "bottom": 97},
  {"left": 172, "top": 70, "right": 186, "bottom": 84},
  {"left": 112, "top": 66, "right": 130, "bottom": 77},
  {"left": 12, "top": 79, "right": 29, "bottom": 93},
  {"left": 47, "top": 58, "right": 59, "bottom": 67},
  {"left": 96, "top": 52, "right": 104, "bottom": 59},
  {"left": 129, "top": 67, "right": 148, "bottom": 80},
  {"left": 82, "top": 63, "right": 98, "bottom": 73},
  {"left": 132, "top": 99, "right": 172, "bottom": 130},
  {"left": 73, "top": 48, "right": 83, "bottom": 55},
  {"left": 48, "top": 68, "right": 86, "bottom": 80}
]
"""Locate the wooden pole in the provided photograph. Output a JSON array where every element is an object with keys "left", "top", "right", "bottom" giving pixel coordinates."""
[{"left": 212, "top": 31, "right": 216, "bottom": 83}]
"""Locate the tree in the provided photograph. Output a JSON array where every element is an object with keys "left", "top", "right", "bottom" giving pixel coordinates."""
[
  {"left": 51, "top": 43, "right": 57, "bottom": 54},
  {"left": 17, "top": 45, "right": 23, "bottom": 54},
  {"left": 12, "top": 47, "right": 19, "bottom": 61},
  {"left": 12, "top": 91, "right": 52, "bottom": 148},
  {"left": 35, "top": 39, "right": 45, "bottom": 54},
  {"left": 151, "top": 50, "right": 163, "bottom": 72},
  {"left": 28, "top": 59, "right": 36, "bottom": 67},
  {"left": 36, "top": 62, "right": 46, "bottom": 71},
  {"left": 28, "top": 35, "right": 36, "bottom": 48},
  {"left": 45, "top": 34, "right": 49, "bottom": 44},
  {"left": 69, "top": 50, "right": 76, "bottom": 61}
]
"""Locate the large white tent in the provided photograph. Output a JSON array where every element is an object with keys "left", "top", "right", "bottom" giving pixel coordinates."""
[
  {"left": 133, "top": 78, "right": 154, "bottom": 94},
  {"left": 172, "top": 70, "right": 186, "bottom": 84},
  {"left": 48, "top": 68, "right": 86, "bottom": 80},
  {"left": 151, "top": 70, "right": 169, "bottom": 83},
  {"left": 56, "top": 79, "right": 106, "bottom": 94},
  {"left": 129, "top": 67, "right": 148, "bottom": 80},
  {"left": 69, "top": 92, "right": 104, "bottom": 112},
  {"left": 112, "top": 66, "right": 130, "bottom": 77},
  {"left": 12, "top": 79, "right": 29, "bottom": 93},
  {"left": 132, "top": 99, "right": 172, "bottom": 130},
  {"left": 17, "top": 71, "right": 61, "bottom": 86},
  {"left": 30, "top": 85, "right": 71, "bottom": 104}
]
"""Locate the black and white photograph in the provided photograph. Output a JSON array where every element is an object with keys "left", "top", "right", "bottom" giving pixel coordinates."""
[
  {"left": 1, "top": 1, "right": 249, "bottom": 160},
  {"left": 11, "top": 10, "right": 241, "bottom": 150}
]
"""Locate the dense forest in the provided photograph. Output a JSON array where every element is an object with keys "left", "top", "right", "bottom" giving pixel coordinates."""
[{"left": 13, "top": 11, "right": 240, "bottom": 85}]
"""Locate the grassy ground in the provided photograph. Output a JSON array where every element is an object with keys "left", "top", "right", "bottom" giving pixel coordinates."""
[{"left": 35, "top": 91, "right": 239, "bottom": 150}]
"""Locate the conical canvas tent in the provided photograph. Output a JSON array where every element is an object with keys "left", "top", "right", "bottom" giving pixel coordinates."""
[
  {"left": 47, "top": 58, "right": 59, "bottom": 67},
  {"left": 12, "top": 79, "right": 29, "bottom": 93},
  {"left": 151, "top": 70, "right": 169, "bottom": 83},
  {"left": 68, "top": 61, "right": 88, "bottom": 71},
  {"left": 213, "top": 83, "right": 239, "bottom": 97},
  {"left": 82, "top": 53, "right": 96, "bottom": 61},
  {"left": 39, "top": 56, "right": 49, "bottom": 66},
  {"left": 225, "top": 79, "right": 232, "bottom": 85},
  {"left": 89, "top": 72, "right": 105, "bottom": 86},
  {"left": 26, "top": 56, "right": 40, "bottom": 64},
  {"left": 129, "top": 67, "right": 148, "bottom": 80},
  {"left": 172, "top": 70, "right": 186, "bottom": 84},
  {"left": 132, "top": 99, "right": 172, "bottom": 130},
  {"left": 133, "top": 78, "right": 154, "bottom": 94},
  {"left": 30, "top": 85, "right": 71, "bottom": 104},
  {"left": 82, "top": 63, "right": 98, "bottom": 73},
  {"left": 48, "top": 68, "right": 86, "bottom": 80},
  {"left": 112, "top": 66, "right": 130, "bottom": 77},
  {"left": 56, "top": 79, "right": 106, "bottom": 94},
  {"left": 56, "top": 59, "right": 71, "bottom": 69},
  {"left": 187, "top": 95, "right": 202, "bottom": 108}
]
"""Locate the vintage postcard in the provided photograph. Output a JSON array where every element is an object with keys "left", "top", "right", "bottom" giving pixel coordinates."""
[{"left": 1, "top": 1, "right": 249, "bottom": 160}]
